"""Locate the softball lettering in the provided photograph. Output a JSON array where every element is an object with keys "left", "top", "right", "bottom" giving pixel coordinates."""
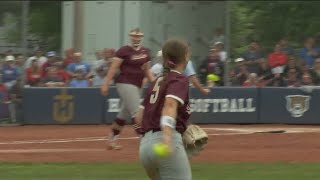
[{"left": 107, "top": 98, "right": 256, "bottom": 113}]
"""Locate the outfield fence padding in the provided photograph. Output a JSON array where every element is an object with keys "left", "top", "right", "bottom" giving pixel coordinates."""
[{"left": 22, "top": 87, "right": 319, "bottom": 125}]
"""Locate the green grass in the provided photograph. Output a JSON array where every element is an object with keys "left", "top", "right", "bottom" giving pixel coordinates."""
[{"left": 0, "top": 162, "right": 320, "bottom": 180}]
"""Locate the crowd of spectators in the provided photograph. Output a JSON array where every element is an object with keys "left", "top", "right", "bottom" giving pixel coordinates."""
[
  {"left": 0, "top": 48, "right": 115, "bottom": 93},
  {"left": 1, "top": 34, "right": 320, "bottom": 93},
  {"left": 229, "top": 36, "right": 320, "bottom": 87}
]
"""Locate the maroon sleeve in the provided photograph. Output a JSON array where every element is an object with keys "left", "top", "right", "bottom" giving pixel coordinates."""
[
  {"left": 166, "top": 78, "right": 189, "bottom": 105},
  {"left": 115, "top": 47, "right": 127, "bottom": 59}
]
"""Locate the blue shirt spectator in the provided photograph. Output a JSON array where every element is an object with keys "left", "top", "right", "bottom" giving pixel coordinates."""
[
  {"left": 1, "top": 56, "right": 19, "bottom": 83},
  {"left": 1, "top": 65, "right": 19, "bottom": 83},
  {"left": 67, "top": 63, "right": 91, "bottom": 75},
  {"left": 299, "top": 37, "right": 320, "bottom": 68},
  {"left": 299, "top": 47, "right": 320, "bottom": 68},
  {"left": 241, "top": 41, "right": 265, "bottom": 74},
  {"left": 67, "top": 52, "right": 91, "bottom": 76}
]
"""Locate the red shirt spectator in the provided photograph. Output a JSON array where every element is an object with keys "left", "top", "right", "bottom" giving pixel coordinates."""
[
  {"left": 25, "top": 59, "right": 43, "bottom": 86},
  {"left": 268, "top": 44, "right": 288, "bottom": 68},
  {"left": 63, "top": 48, "right": 75, "bottom": 67}
]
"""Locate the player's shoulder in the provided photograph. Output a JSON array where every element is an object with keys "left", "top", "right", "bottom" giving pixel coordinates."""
[
  {"left": 117, "top": 45, "right": 130, "bottom": 52},
  {"left": 167, "top": 71, "right": 189, "bottom": 84}
]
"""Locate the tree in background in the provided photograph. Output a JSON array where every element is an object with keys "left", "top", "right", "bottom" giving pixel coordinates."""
[
  {"left": 230, "top": 1, "right": 320, "bottom": 58},
  {"left": 29, "top": 1, "right": 61, "bottom": 51},
  {"left": 0, "top": 1, "right": 61, "bottom": 52}
]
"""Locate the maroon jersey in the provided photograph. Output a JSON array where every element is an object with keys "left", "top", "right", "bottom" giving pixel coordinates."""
[
  {"left": 141, "top": 70, "right": 191, "bottom": 134},
  {"left": 115, "top": 45, "right": 150, "bottom": 88}
]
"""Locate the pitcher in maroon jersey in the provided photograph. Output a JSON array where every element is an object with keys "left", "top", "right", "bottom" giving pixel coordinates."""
[
  {"left": 101, "top": 28, "right": 155, "bottom": 150},
  {"left": 136, "top": 38, "right": 192, "bottom": 180}
]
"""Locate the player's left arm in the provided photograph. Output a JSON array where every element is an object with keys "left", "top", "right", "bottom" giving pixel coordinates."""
[
  {"left": 189, "top": 75, "right": 210, "bottom": 95},
  {"left": 185, "top": 61, "right": 210, "bottom": 95}
]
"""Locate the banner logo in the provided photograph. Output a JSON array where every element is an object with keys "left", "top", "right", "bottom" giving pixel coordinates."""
[
  {"left": 286, "top": 95, "right": 311, "bottom": 118},
  {"left": 53, "top": 89, "right": 74, "bottom": 123}
]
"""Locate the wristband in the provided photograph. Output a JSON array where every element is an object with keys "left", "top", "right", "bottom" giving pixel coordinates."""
[{"left": 160, "top": 116, "right": 176, "bottom": 129}]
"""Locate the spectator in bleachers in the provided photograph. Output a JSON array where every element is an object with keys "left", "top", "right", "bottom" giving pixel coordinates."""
[
  {"left": 230, "top": 58, "right": 249, "bottom": 86},
  {"left": 40, "top": 66, "right": 65, "bottom": 87},
  {"left": 257, "top": 60, "right": 273, "bottom": 85},
  {"left": 92, "top": 49, "right": 104, "bottom": 69},
  {"left": 300, "top": 61, "right": 315, "bottom": 78},
  {"left": 242, "top": 73, "right": 263, "bottom": 87},
  {"left": 268, "top": 44, "right": 288, "bottom": 74},
  {"left": 92, "top": 65, "right": 108, "bottom": 87},
  {"left": 266, "top": 73, "right": 287, "bottom": 87},
  {"left": 300, "top": 73, "right": 314, "bottom": 86},
  {"left": 63, "top": 48, "right": 75, "bottom": 67},
  {"left": 25, "top": 49, "right": 48, "bottom": 68},
  {"left": 1, "top": 55, "right": 20, "bottom": 90},
  {"left": 66, "top": 52, "right": 91, "bottom": 78},
  {"left": 15, "top": 55, "right": 25, "bottom": 75},
  {"left": 241, "top": 40, "right": 265, "bottom": 74},
  {"left": 42, "top": 51, "right": 58, "bottom": 76},
  {"left": 55, "top": 59, "right": 70, "bottom": 84},
  {"left": 214, "top": 41, "right": 227, "bottom": 62},
  {"left": 299, "top": 37, "right": 320, "bottom": 68},
  {"left": 69, "top": 69, "right": 90, "bottom": 88},
  {"left": 278, "top": 37, "right": 295, "bottom": 56},
  {"left": 285, "top": 68, "right": 301, "bottom": 87},
  {"left": 25, "top": 59, "right": 43, "bottom": 87},
  {"left": 311, "top": 58, "right": 320, "bottom": 85},
  {"left": 91, "top": 49, "right": 114, "bottom": 87},
  {"left": 199, "top": 48, "right": 224, "bottom": 86},
  {"left": 283, "top": 56, "right": 302, "bottom": 77}
]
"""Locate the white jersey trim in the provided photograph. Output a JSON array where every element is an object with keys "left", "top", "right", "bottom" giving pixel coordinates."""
[{"left": 166, "top": 95, "right": 184, "bottom": 105}]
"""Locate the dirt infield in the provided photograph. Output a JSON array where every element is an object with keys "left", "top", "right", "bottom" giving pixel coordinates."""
[{"left": 0, "top": 124, "right": 320, "bottom": 163}]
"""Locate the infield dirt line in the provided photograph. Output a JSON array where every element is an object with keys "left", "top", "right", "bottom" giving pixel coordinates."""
[
  {"left": 0, "top": 127, "right": 317, "bottom": 145},
  {"left": 0, "top": 148, "right": 106, "bottom": 153}
]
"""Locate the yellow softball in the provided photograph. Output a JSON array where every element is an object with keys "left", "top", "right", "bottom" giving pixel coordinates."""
[
  {"left": 207, "top": 74, "right": 220, "bottom": 82},
  {"left": 153, "top": 143, "right": 170, "bottom": 158}
]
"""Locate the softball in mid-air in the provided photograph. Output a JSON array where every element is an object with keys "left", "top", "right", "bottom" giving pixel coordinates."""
[{"left": 153, "top": 143, "right": 170, "bottom": 158}]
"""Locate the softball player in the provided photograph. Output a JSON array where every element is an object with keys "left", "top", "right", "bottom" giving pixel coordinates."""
[
  {"left": 101, "top": 28, "right": 155, "bottom": 150},
  {"left": 137, "top": 38, "right": 192, "bottom": 180}
]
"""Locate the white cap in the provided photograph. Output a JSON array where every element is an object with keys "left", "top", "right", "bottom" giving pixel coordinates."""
[
  {"left": 214, "top": 41, "right": 224, "bottom": 45},
  {"left": 157, "top": 50, "right": 162, "bottom": 57},
  {"left": 235, "top": 58, "right": 244, "bottom": 62},
  {"left": 5, "top": 55, "right": 15, "bottom": 61},
  {"left": 74, "top": 52, "right": 82, "bottom": 57}
]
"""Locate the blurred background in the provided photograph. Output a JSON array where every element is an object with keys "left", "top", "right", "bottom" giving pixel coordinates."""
[{"left": 1, "top": 1, "right": 320, "bottom": 90}]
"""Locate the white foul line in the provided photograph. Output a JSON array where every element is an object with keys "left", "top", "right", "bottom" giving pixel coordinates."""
[{"left": 0, "top": 127, "right": 318, "bottom": 145}]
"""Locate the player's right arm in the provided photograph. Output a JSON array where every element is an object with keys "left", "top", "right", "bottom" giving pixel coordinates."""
[
  {"left": 160, "top": 78, "right": 189, "bottom": 153},
  {"left": 161, "top": 97, "right": 179, "bottom": 153},
  {"left": 101, "top": 57, "right": 123, "bottom": 96}
]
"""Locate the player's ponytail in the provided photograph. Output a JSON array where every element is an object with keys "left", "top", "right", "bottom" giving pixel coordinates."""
[{"left": 161, "top": 38, "right": 188, "bottom": 81}]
